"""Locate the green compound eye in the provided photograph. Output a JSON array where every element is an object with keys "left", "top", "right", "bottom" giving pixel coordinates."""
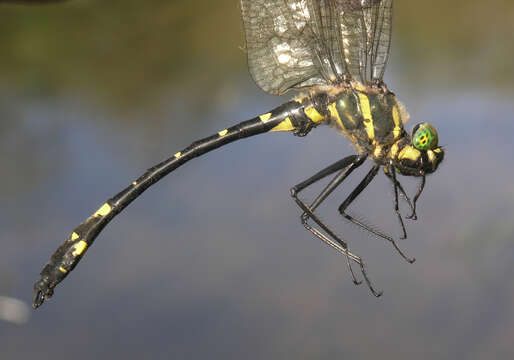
[{"left": 412, "top": 123, "right": 438, "bottom": 151}]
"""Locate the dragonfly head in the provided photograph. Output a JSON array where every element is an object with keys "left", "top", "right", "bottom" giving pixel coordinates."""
[{"left": 393, "top": 123, "right": 444, "bottom": 176}]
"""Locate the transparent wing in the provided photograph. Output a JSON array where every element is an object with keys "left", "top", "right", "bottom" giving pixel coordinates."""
[
  {"left": 241, "top": 0, "right": 344, "bottom": 95},
  {"left": 337, "top": 0, "right": 393, "bottom": 83},
  {"left": 240, "top": 0, "right": 393, "bottom": 95}
]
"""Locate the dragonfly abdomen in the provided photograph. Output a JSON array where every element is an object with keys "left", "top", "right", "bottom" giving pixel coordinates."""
[{"left": 32, "top": 98, "right": 327, "bottom": 308}]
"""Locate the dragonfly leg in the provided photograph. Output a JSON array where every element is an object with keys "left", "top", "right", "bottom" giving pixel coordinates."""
[
  {"left": 291, "top": 154, "right": 383, "bottom": 297},
  {"left": 387, "top": 165, "right": 408, "bottom": 239},
  {"left": 338, "top": 165, "right": 416, "bottom": 264},
  {"left": 408, "top": 174, "right": 426, "bottom": 219},
  {"left": 384, "top": 166, "right": 416, "bottom": 221}
]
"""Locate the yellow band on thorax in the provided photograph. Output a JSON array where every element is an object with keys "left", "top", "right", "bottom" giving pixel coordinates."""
[
  {"left": 357, "top": 93, "right": 375, "bottom": 140},
  {"left": 392, "top": 105, "right": 402, "bottom": 139}
]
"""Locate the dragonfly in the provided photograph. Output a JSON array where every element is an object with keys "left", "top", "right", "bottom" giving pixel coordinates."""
[{"left": 33, "top": 0, "right": 444, "bottom": 308}]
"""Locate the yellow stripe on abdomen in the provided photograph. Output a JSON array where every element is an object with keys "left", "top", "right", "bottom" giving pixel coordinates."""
[
  {"left": 71, "top": 240, "right": 88, "bottom": 257},
  {"left": 259, "top": 113, "right": 272, "bottom": 123},
  {"left": 270, "top": 117, "right": 294, "bottom": 132},
  {"left": 304, "top": 106, "right": 325, "bottom": 124},
  {"left": 94, "top": 203, "right": 111, "bottom": 217}
]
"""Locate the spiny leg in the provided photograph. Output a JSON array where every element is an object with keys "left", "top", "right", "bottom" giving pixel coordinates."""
[
  {"left": 299, "top": 211, "right": 361, "bottom": 285},
  {"left": 384, "top": 167, "right": 416, "bottom": 220},
  {"left": 408, "top": 174, "right": 426, "bottom": 219},
  {"left": 295, "top": 155, "right": 364, "bottom": 284},
  {"left": 338, "top": 165, "right": 415, "bottom": 264},
  {"left": 292, "top": 155, "right": 362, "bottom": 198},
  {"left": 298, "top": 211, "right": 381, "bottom": 295},
  {"left": 389, "top": 165, "right": 408, "bottom": 239},
  {"left": 291, "top": 154, "right": 382, "bottom": 296}
]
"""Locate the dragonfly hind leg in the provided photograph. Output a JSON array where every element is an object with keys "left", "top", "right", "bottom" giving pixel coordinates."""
[{"left": 290, "top": 154, "right": 382, "bottom": 297}]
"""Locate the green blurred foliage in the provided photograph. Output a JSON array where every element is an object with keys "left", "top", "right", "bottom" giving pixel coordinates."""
[
  {"left": 0, "top": 0, "right": 512, "bottom": 110},
  {"left": 0, "top": 0, "right": 244, "bottom": 109},
  {"left": 396, "top": 0, "right": 514, "bottom": 88}
]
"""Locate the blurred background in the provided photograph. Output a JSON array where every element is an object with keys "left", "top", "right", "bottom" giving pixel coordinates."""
[{"left": 1, "top": 0, "right": 513, "bottom": 358}]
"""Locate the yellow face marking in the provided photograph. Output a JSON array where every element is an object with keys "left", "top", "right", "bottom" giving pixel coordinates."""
[
  {"left": 94, "top": 203, "right": 112, "bottom": 217},
  {"left": 72, "top": 240, "right": 88, "bottom": 257},
  {"left": 59, "top": 266, "right": 68, "bottom": 274},
  {"left": 427, "top": 150, "right": 436, "bottom": 163},
  {"left": 357, "top": 93, "right": 375, "bottom": 140},
  {"left": 304, "top": 106, "right": 324, "bottom": 123},
  {"left": 71, "top": 232, "right": 80, "bottom": 241},
  {"left": 174, "top": 152, "right": 182, "bottom": 159},
  {"left": 218, "top": 129, "right": 228, "bottom": 137},
  {"left": 433, "top": 148, "right": 441, "bottom": 154},
  {"left": 392, "top": 105, "right": 402, "bottom": 139},
  {"left": 270, "top": 117, "right": 294, "bottom": 132},
  {"left": 259, "top": 112, "right": 272, "bottom": 123},
  {"left": 132, "top": 181, "right": 137, "bottom": 186},
  {"left": 398, "top": 146, "right": 421, "bottom": 161}
]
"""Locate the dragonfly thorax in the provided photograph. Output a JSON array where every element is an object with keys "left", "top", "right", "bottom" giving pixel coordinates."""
[
  {"left": 313, "top": 85, "right": 444, "bottom": 177},
  {"left": 322, "top": 86, "right": 408, "bottom": 156}
]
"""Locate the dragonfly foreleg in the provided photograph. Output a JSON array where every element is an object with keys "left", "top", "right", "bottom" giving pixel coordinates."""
[{"left": 338, "top": 165, "right": 416, "bottom": 264}]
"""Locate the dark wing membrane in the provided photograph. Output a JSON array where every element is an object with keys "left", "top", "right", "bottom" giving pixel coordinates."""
[
  {"left": 240, "top": 0, "right": 393, "bottom": 95},
  {"left": 336, "top": 0, "right": 393, "bottom": 84},
  {"left": 241, "top": 0, "right": 349, "bottom": 95}
]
